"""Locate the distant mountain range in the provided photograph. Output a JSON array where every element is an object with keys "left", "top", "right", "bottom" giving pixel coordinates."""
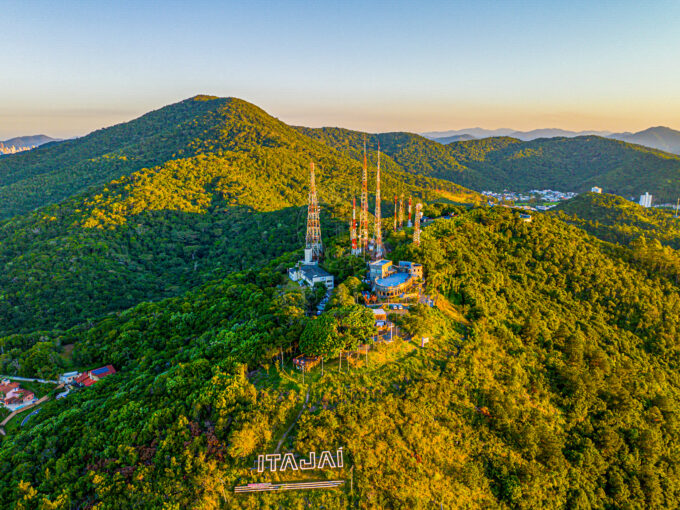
[
  {"left": 0, "top": 134, "right": 58, "bottom": 155},
  {"left": 424, "top": 126, "right": 680, "bottom": 155}
]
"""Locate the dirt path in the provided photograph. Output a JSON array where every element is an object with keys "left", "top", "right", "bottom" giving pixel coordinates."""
[{"left": 275, "top": 390, "right": 310, "bottom": 453}]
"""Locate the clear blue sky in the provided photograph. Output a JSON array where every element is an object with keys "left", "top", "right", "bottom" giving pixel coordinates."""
[{"left": 1, "top": 0, "right": 679, "bottom": 138}]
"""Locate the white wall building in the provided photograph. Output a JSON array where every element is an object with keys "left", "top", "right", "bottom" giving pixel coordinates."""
[
  {"left": 639, "top": 192, "right": 653, "bottom": 208},
  {"left": 288, "top": 264, "right": 334, "bottom": 290},
  {"left": 591, "top": 187, "right": 602, "bottom": 194}
]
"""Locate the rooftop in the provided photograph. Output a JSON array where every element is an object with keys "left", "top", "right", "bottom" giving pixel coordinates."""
[
  {"left": 375, "top": 272, "right": 411, "bottom": 288},
  {"left": 398, "top": 261, "right": 422, "bottom": 268},
  {"left": 369, "top": 259, "right": 392, "bottom": 268},
  {"left": 300, "top": 265, "right": 333, "bottom": 279},
  {"left": 372, "top": 308, "right": 387, "bottom": 316}
]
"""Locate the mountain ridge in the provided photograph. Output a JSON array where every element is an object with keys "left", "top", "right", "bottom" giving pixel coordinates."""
[{"left": 425, "top": 126, "right": 680, "bottom": 154}]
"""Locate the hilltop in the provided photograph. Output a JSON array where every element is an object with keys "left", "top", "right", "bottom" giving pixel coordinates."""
[
  {"left": 0, "top": 96, "right": 477, "bottom": 335},
  {"left": 0, "top": 135, "right": 58, "bottom": 156},
  {"left": 424, "top": 126, "right": 680, "bottom": 155},
  {"left": 1, "top": 207, "right": 679, "bottom": 508},
  {"left": 610, "top": 126, "right": 680, "bottom": 155}
]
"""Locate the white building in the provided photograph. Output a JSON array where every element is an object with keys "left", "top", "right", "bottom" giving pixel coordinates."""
[
  {"left": 639, "top": 192, "right": 653, "bottom": 208},
  {"left": 591, "top": 187, "right": 602, "bottom": 194},
  {"left": 288, "top": 264, "right": 334, "bottom": 290},
  {"left": 59, "top": 371, "right": 80, "bottom": 384}
]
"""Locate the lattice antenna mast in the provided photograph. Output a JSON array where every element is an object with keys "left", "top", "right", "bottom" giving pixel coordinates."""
[
  {"left": 374, "top": 143, "right": 383, "bottom": 258},
  {"left": 399, "top": 193, "right": 405, "bottom": 228},
  {"left": 413, "top": 203, "right": 422, "bottom": 246},
  {"left": 360, "top": 138, "right": 369, "bottom": 254},
  {"left": 393, "top": 195, "right": 398, "bottom": 232},
  {"left": 350, "top": 197, "right": 360, "bottom": 255},
  {"left": 407, "top": 197, "right": 413, "bottom": 227},
  {"left": 304, "top": 162, "right": 323, "bottom": 263}
]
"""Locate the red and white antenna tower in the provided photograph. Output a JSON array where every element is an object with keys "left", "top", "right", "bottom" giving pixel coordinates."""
[
  {"left": 374, "top": 143, "right": 383, "bottom": 259},
  {"left": 304, "top": 162, "right": 323, "bottom": 263},
  {"left": 399, "top": 193, "right": 405, "bottom": 228},
  {"left": 350, "top": 197, "right": 360, "bottom": 255},
  {"left": 413, "top": 203, "right": 422, "bottom": 246},
  {"left": 393, "top": 195, "right": 398, "bottom": 232},
  {"left": 360, "top": 138, "right": 369, "bottom": 254},
  {"left": 407, "top": 197, "right": 413, "bottom": 227}
]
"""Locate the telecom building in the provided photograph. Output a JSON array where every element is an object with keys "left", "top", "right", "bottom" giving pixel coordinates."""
[
  {"left": 639, "top": 192, "right": 653, "bottom": 208},
  {"left": 370, "top": 260, "right": 423, "bottom": 299}
]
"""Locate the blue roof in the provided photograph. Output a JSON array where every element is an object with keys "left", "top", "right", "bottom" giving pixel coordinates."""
[
  {"left": 91, "top": 367, "right": 111, "bottom": 376},
  {"left": 375, "top": 272, "right": 411, "bottom": 288}
]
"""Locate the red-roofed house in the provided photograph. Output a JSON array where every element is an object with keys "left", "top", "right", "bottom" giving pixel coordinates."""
[
  {"left": 75, "top": 365, "right": 116, "bottom": 388},
  {"left": 0, "top": 380, "right": 35, "bottom": 408}
]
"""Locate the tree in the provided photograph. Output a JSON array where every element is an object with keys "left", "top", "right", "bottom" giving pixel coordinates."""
[{"left": 299, "top": 314, "right": 342, "bottom": 358}]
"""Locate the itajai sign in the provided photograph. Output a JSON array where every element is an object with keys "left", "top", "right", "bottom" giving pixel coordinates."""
[{"left": 257, "top": 448, "right": 344, "bottom": 472}]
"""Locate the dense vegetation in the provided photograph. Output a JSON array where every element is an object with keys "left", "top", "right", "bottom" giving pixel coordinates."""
[
  {"left": 2, "top": 207, "right": 680, "bottom": 508},
  {"left": 300, "top": 126, "right": 680, "bottom": 201},
  {"left": 0, "top": 97, "right": 475, "bottom": 336},
  {"left": 554, "top": 192, "right": 680, "bottom": 249},
  {"left": 3, "top": 96, "right": 680, "bottom": 508}
]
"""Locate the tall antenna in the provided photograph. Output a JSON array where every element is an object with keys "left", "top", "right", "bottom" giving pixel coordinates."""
[
  {"left": 393, "top": 195, "right": 398, "bottom": 232},
  {"left": 407, "top": 197, "right": 413, "bottom": 227},
  {"left": 360, "top": 137, "right": 369, "bottom": 254},
  {"left": 304, "top": 162, "right": 323, "bottom": 263},
  {"left": 413, "top": 203, "right": 422, "bottom": 246},
  {"left": 350, "top": 196, "right": 360, "bottom": 255},
  {"left": 399, "top": 193, "right": 405, "bottom": 228},
  {"left": 374, "top": 143, "right": 383, "bottom": 259}
]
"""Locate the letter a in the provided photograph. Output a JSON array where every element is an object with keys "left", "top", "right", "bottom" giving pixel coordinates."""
[
  {"left": 280, "top": 453, "right": 299, "bottom": 471},
  {"left": 317, "top": 451, "right": 337, "bottom": 470}
]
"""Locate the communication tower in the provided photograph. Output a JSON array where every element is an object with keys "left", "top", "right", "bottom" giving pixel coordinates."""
[
  {"left": 373, "top": 144, "right": 383, "bottom": 259},
  {"left": 360, "top": 138, "right": 369, "bottom": 254},
  {"left": 393, "top": 195, "right": 398, "bottom": 232},
  {"left": 399, "top": 193, "right": 404, "bottom": 228},
  {"left": 407, "top": 197, "right": 413, "bottom": 227},
  {"left": 350, "top": 197, "right": 360, "bottom": 255},
  {"left": 304, "top": 162, "right": 323, "bottom": 263},
  {"left": 413, "top": 203, "right": 422, "bottom": 247}
]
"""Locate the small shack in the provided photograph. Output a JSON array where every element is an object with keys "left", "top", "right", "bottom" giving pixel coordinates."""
[{"left": 293, "top": 355, "right": 321, "bottom": 372}]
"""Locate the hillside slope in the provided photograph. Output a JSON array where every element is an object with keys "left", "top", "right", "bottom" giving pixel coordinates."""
[
  {"left": 300, "top": 127, "right": 680, "bottom": 200},
  {"left": 1, "top": 208, "right": 679, "bottom": 508},
  {"left": 554, "top": 192, "right": 680, "bottom": 249},
  {"left": 0, "top": 95, "right": 266, "bottom": 218},
  {"left": 0, "top": 97, "right": 476, "bottom": 335},
  {"left": 610, "top": 127, "right": 680, "bottom": 155}
]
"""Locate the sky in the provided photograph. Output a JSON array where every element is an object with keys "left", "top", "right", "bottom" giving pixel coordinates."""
[{"left": 1, "top": 0, "right": 679, "bottom": 139}]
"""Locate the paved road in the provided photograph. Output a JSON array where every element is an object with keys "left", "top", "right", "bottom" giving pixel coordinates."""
[
  {"left": 21, "top": 408, "right": 41, "bottom": 427},
  {"left": 0, "top": 375, "right": 58, "bottom": 384}
]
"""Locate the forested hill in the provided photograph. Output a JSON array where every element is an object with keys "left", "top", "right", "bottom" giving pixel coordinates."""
[
  {"left": 2, "top": 207, "right": 680, "bottom": 508},
  {"left": 299, "top": 126, "right": 680, "bottom": 201},
  {"left": 0, "top": 96, "right": 477, "bottom": 335},
  {"left": 554, "top": 192, "right": 680, "bottom": 249}
]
